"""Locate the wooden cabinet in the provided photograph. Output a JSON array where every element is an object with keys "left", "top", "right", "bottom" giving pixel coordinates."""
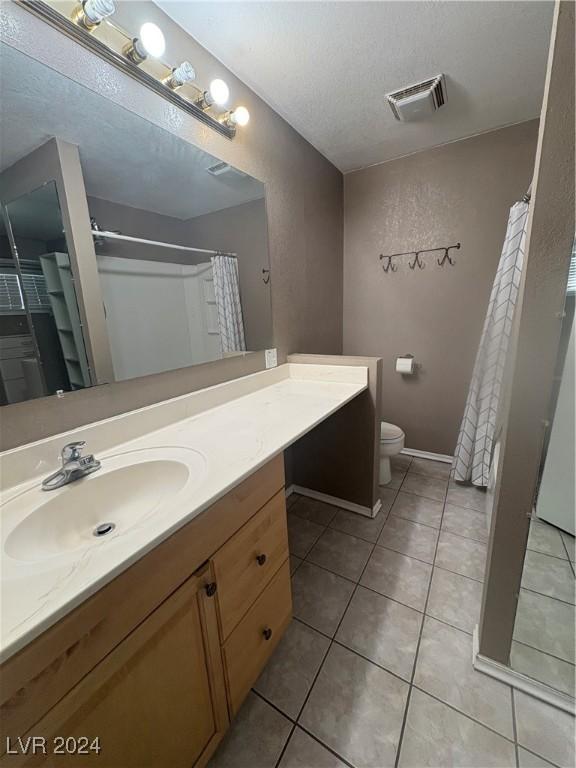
[
  {"left": 5, "top": 566, "right": 228, "bottom": 768},
  {"left": 222, "top": 561, "right": 292, "bottom": 715},
  {"left": 0, "top": 456, "right": 291, "bottom": 767},
  {"left": 213, "top": 489, "right": 289, "bottom": 640}
]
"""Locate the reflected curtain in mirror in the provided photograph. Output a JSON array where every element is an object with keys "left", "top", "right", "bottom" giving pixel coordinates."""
[{"left": 211, "top": 254, "right": 246, "bottom": 355}]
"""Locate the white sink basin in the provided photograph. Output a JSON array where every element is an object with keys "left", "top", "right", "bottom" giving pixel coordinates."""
[{"left": 3, "top": 448, "right": 205, "bottom": 562}]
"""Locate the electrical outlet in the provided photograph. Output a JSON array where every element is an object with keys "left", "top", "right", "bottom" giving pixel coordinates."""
[{"left": 265, "top": 348, "right": 278, "bottom": 369}]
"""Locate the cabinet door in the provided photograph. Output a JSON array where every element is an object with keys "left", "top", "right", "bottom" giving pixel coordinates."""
[{"left": 8, "top": 567, "right": 228, "bottom": 768}]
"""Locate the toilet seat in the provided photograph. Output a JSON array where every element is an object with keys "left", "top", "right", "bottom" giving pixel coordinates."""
[{"left": 380, "top": 422, "right": 405, "bottom": 442}]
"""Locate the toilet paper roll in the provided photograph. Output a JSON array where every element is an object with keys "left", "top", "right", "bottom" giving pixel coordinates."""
[{"left": 396, "top": 357, "right": 415, "bottom": 374}]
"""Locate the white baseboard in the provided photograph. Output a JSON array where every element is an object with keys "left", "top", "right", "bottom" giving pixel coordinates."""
[
  {"left": 472, "top": 627, "right": 575, "bottom": 715},
  {"left": 402, "top": 448, "right": 453, "bottom": 464},
  {"left": 287, "top": 484, "right": 381, "bottom": 519}
]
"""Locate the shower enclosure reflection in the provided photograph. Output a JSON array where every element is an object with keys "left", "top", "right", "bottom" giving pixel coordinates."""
[
  {"left": 510, "top": 242, "right": 576, "bottom": 699},
  {"left": 0, "top": 182, "right": 90, "bottom": 404}
]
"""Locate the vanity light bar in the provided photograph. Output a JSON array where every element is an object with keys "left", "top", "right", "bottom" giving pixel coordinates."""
[{"left": 19, "top": 0, "right": 247, "bottom": 138}]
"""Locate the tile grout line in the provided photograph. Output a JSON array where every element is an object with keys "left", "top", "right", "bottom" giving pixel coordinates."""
[
  {"left": 293, "top": 530, "right": 490, "bottom": 637},
  {"left": 527, "top": 544, "right": 574, "bottom": 565},
  {"left": 559, "top": 533, "right": 576, "bottom": 577},
  {"left": 293, "top": 724, "right": 356, "bottom": 768},
  {"left": 299, "top": 525, "right": 487, "bottom": 585},
  {"left": 403, "top": 489, "right": 520, "bottom": 753},
  {"left": 393, "top": 483, "right": 450, "bottom": 768},
  {"left": 288, "top": 473, "right": 505, "bottom": 767},
  {"left": 278, "top": 491, "right": 389, "bottom": 768},
  {"left": 519, "top": 584, "right": 576, "bottom": 609},
  {"left": 294, "top": 593, "right": 481, "bottom": 647},
  {"left": 409, "top": 685, "right": 518, "bottom": 745},
  {"left": 252, "top": 480, "right": 569, "bottom": 767},
  {"left": 511, "top": 686, "right": 520, "bottom": 768},
  {"left": 511, "top": 636, "right": 576, "bottom": 668},
  {"left": 278, "top": 484, "right": 403, "bottom": 768},
  {"left": 412, "top": 484, "right": 521, "bottom": 752}
]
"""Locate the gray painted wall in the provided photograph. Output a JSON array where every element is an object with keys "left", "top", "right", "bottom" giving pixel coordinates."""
[{"left": 343, "top": 120, "right": 539, "bottom": 454}]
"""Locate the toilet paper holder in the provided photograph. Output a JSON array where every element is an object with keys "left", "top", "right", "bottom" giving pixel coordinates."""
[{"left": 396, "top": 354, "right": 417, "bottom": 375}]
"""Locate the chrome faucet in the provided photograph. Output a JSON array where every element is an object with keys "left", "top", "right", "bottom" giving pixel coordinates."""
[{"left": 42, "top": 441, "right": 102, "bottom": 491}]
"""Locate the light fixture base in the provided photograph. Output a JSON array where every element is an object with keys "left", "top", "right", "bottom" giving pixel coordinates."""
[
  {"left": 194, "top": 92, "right": 211, "bottom": 111},
  {"left": 123, "top": 39, "right": 146, "bottom": 65},
  {"left": 70, "top": 3, "right": 98, "bottom": 31}
]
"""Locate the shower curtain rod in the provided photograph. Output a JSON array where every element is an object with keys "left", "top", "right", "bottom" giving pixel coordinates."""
[{"left": 91, "top": 230, "right": 236, "bottom": 258}]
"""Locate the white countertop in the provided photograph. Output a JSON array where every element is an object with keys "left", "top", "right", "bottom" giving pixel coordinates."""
[{"left": 0, "top": 363, "right": 367, "bottom": 662}]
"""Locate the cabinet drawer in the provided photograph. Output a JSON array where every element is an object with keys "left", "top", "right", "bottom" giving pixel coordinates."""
[
  {"left": 213, "top": 490, "right": 288, "bottom": 640},
  {"left": 223, "top": 560, "right": 291, "bottom": 716}
]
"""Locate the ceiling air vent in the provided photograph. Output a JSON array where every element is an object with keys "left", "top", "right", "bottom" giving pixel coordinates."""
[
  {"left": 206, "top": 161, "right": 247, "bottom": 179},
  {"left": 386, "top": 74, "right": 446, "bottom": 122}
]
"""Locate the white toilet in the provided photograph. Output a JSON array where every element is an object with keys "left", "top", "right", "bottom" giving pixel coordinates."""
[{"left": 379, "top": 422, "right": 405, "bottom": 485}]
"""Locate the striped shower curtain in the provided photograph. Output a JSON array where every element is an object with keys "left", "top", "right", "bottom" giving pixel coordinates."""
[
  {"left": 211, "top": 254, "right": 247, "bottom": 354},
  {"left": 452, "top": 201, "right": 530, "bottom": 486}
]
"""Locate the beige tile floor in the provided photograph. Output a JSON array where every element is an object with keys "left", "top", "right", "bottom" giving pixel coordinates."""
[{"left": 209, "top": 456, "right": 576, "bottom": 768}]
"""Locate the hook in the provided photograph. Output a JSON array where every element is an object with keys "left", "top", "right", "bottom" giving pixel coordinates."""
[
  {"left": 438, "top": 242, "right": 460, "bottom": 266},
  {"left": 437, "top": 248, "right": 453, "bottom": 267},
  {"left": 409, "top": 252, "right": 425, "bottom": 270},
  {"left": 381, "top": 254, "right": 397, "bottom": 273},
  {"left": 262, "top": 268, "right": 270, "bottom": 285}
]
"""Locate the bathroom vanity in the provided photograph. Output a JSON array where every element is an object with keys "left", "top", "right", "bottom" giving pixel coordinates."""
[
  {"left": 1, "top": 456, "right": 288, "bottom": 767},
  {"left": 0, "top": 363, "right": 368, "bottom": 766}
]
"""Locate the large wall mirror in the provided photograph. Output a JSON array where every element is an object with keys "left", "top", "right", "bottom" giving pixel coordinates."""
[{"left": 0, "top": 43, "right": 272, "bottom": 406}]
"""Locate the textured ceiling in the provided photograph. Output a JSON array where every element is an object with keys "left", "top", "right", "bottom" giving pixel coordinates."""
[
  {"left": 0, "top": 44, "right": 264, "bottom": 219},
  {"left": 157, "top": 0, "right": 553, "bottom": 172}
]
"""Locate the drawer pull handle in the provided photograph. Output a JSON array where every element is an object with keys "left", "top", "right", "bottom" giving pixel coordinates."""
[
  {"left": 262, "top": 627, "right": 273, "bottom": 641},
  {"left": 205, "top": 582, "right": 217, "bottom": 597},
  {"left": 256, "top": 553, "right": 267, "bottom": 566}
]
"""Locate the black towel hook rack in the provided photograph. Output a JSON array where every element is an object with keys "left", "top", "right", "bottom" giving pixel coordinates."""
[{"left": 379, "top": 242, "right": 461, "bottom": 272}]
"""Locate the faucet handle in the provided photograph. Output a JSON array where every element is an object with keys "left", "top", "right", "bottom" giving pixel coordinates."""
[{"left": 61, "top": 441, "right": 86, "bottom": 463}]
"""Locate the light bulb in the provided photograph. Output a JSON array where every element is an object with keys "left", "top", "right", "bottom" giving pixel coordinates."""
[
  {"left": 231, "top": 106, "right": 250, "bottom": 127},
  {"left": 208, "top": 78, "right": 229, "bottom": 107},
  {"left": 139, "top": 22, "right": 165, "bottom": 58},
  {"left": 72, "top": 0, "right": 114, "bottom": 29},
  {"left": 83, "top": 0, "right": 115, "bottom": 24},
  {"left": 165, "top": 61, "right": 196, "bottom": 90},
  {"left": 174, "top": 61, "right": 196, "bottom": 85}
]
